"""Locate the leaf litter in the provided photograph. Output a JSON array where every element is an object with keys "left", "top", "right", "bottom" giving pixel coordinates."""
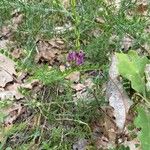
[
  {"left": 0, "top": 10, "right": 31, "bottom": 143},
  {"left": 106, "top": 54, "right": 133, "bottom": 130},
  {"left": 0, "top": 1, "right": 149, "bottom": 149},
  {"left": 35, "top": 38, "right": 66, "bottom": 65},
  {"left": 0, "top": 54, "right": 16, "bottom": 87},
  {"left": 89, "top": 54, "right": 136, "bottom": 149}
]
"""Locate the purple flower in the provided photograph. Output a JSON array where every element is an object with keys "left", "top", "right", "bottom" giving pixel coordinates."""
[
  {"left": 76, "top": 51, "right": 84, "bottom": 65},
  {"left": 67, "top": 51, "right": 76, "bottom": 62},
  {"left": 67, "top": 50, "right": 84, "bottom": 66}
]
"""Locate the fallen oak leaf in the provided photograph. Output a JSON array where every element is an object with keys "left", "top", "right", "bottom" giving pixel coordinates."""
[
  {"left": 106, "top": 55, "right": 132, "bottom": 130},
  {"left": 0, "top": 91, "right": 15, "bottom": 100},
  {"left": 3, "top": 103, "right": 25, "bottom": 127},
  {"left": 0, "top": 54, "right": 16, "bottom": 75},
  {"left": 66, "top": 71, "right": 80, "bottom": 83},
  {"left": 121, "top": 36, "right": 133, "bottom": 51},
  {"left": 59, "top": 65, "right": 66, "bottom": 72},
  {"left": 0, "top": 26, "right": 12, "bottom": 39},
  {"left": 0, "top": 83, "right": 24, "bottom": 100},
  {"left": 11, "top": 48, "right": 22, "bottom": 59},
  {"left": 0, "top": 54, "right": 17, "bottom": 87},
  {"left": 71, "top": 83, "right": 86, "bottom": 91},
  {"left": 21, "top": 79, "right": 41, "bottom": 90},
  {"left": 61, "top": 0, "right": 70, "bottom": 8},
  {"left": 123, "top": 138, "right": 140, "bottom": 150},
  {"left": 35, "top": 38, "right": 66, "bottom": 65},
  {"left": 73, "top": 139, "right": 88, "bottom": 150},
  {"left": 0, "top": 70, "right": 13, "bottom": 88},
  {"left": 5, "top": 83, "right": 24, "bottom": 100},
  {"left": 84, "top": 78, "right": 94, "bottom": 89},
  {"left": 53, "top": 23, "right": 73, "bottom": 34},
  {"left": 136, "top": 3, "right": 148, "bottom": 14}
]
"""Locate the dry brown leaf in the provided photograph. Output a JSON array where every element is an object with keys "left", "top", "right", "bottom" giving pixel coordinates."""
[
  {"left": 103, "top": 107, "right": 117, "bottom": 145},
  {"left": 72, "top": 78, "right": 95, "bottom": 103},
  {"left": 137, "top": 4, "right": 148, "bottom": 14},
  {"left": 53, "top": 23, "right": 73, "bottom": 34},
  {"left": 73, "top": 139, "right": 88, "bottom": 150},
  {"left": 0, "top": 54, "right": 16, "bottom": 87},
  {"left": 71, "top": 83, "right": 86, "bottom": 91},
  {"left": 73, "top": 89, "right": 95, "bottom": 104},
  {"left": 0, "top": 91, "right": 14, "bottom": 100},
  {"left": 0, "top": 25, "right": 12, "bottom": 38},
  {"left": 136, "top": 0, "right": 148, "bottom": 15},
  {"left": 84, "top": 78, "right": 94, "bottom": 89},
  {"left": 0, "top": 39, "right": 10, "bottom": 49},
  {"left": 90, "top": 29, "right": 101, "bottom": 38},
  {"left": 106, "top": 0, "right": 121, "bottom": 11},
  {"left": 0, "top": 54, "right": 16, "bottom": 75},
  {"left": 95, "top": 136, "right": 110, "bottom": 149},
  {"left": 35, "top": 38, "right": 65, "bottom": 65},
  {"left": 59, "top": 65, "right": 66, "bottom": 72},
  {"left": 11, "top": 10, "right": 24, "bottom": 31},
  {"left": 0, "top": 83, "right": 23, "bottom": 100},
  {"left": 5, "top": 83, "right": 24, "bottom": 99},
  {"left": 21, "top": 79, "right": 40, "bottom": 89},
  {"left": 0, "top": 70, "right": 13, "bottom": 88},
  {"left": 66, "top": 71, "right": 80, "bottom": 82},
  {"left": 95, "top": 17, "right": 105, "bottom": 24},
  {"left": 11, "top": 48, "right": 22, "bottom": 59},
  {"left": 61, "top": 0, "right": 70, "bottom": 8},
  {"left": 17, "top": 72, "right": 28, "bottom": 83},
  {"left": 12, "top": 13, "right": 23, "bottom": 26},
  {"left": 91, "top": 112, "right": 116, "bottom": 150},
  {"left": 21, "top": 80, "right": 43, "bottom": 98},
  {"left": 137, "top": 0, "right": 148, "bottom": 4},
  {"left": 123, "top": 138, "right": 141, "bottom": 150},
  {"left": 3, "top": 103, "right": 25, "bottom": 126},
  {"left": 0, "top": 10, "right": 23, "bottom": 40},
  {"left": 121, "top": 36, "right": 133, "bottom": 51},
  {"left": 106, "top": 55, "right": 132, "bottom": 130}
]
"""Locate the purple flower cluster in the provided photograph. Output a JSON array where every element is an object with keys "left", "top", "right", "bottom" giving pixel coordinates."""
[{"left": 67, "top": 51, "right": 84, "bottom": 65}]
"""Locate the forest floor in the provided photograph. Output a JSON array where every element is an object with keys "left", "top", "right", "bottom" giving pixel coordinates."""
[{"left": 0, "top": 0, "right": 150, "bottom": 150}]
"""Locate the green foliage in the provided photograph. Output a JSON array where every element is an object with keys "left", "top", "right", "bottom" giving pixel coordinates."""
[
  {"left": 31, "top": 64, "right": 100, "bottom": 85},
  {"left": 0, "top": 100, "right": 12, "bottom": 124},
  {"left": 117, "top": 50, "right": 150, "bottom": 150},
  {"left": 134, "top": 107, "right": 150, "bottom": 150},
  {"left": 116, "top": 50, "right": 149, "bottom": 95},
  {"left": 0, "top": 123, "right": 27, "bottom": 149},
  {"left": 1, "top": 0, "right": 150, "bottom": 149},
  {"left": 110, "top": 145, "right": 130, "bottom": 150},
  {"left": 1, "top": 0, "right": 149, "bottom": 66}
]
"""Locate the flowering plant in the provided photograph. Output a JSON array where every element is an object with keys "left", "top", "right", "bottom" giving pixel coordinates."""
[{"left": 67, "top": 51, "right": 84, "bottom": 66}]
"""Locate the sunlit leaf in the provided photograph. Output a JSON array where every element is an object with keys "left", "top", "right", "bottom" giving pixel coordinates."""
[
  {"left": 116, "top": 50, "right": 149, "bottom": 95},
  {"left": 134, "top": 107, "right": 150, "bottom": 150}
]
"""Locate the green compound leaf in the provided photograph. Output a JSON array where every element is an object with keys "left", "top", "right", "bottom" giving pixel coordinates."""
[
  {"left": 116, "top": 50, "right": 149, "bottom": 95},
  {"left": 134, "top": 107, "right": 150, "bottom": 150}
]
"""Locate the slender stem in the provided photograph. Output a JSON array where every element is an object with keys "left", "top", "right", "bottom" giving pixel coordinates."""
[
  {"left": 71, "top": 0, "right": 81, "bottom": 50},
  {"left": 56, "top": 118, "right": 92, "bottom": 134},
  {"left": 135, "top": 93, "right": 150, "bottom": 107}
]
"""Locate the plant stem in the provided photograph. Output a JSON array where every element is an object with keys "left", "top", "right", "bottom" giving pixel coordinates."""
[{"left": 71, "top": 0, "right": 81, "bottom": 50}]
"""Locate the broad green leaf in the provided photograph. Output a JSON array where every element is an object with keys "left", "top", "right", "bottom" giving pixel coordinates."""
[
  {"left": 134, "top": 107, "right": 150, "bottom": 150},
  {"left": 116, "top": 50, "right": 149, "bottom": 95}
]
